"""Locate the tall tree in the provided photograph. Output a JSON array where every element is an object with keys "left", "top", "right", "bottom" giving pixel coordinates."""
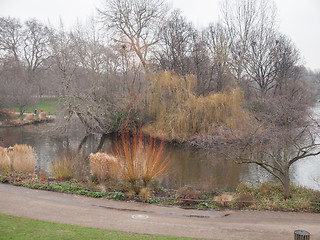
[
  {"left": 220, "top": 0, "right": 279, "bottom": 92},
  {"left": 220, "top": 0, "right": 259, "bottom": 84},
  {"left": 23, "top": 19, "right": 51, "bottom": 95},
  {"left": 156, "top": 10, "right": 194, "bottom": 76},
  {"left": 237, "top": 93, "right": 319, "bottom": 199},
  {"left": 272, "top": 35, "right": 301, "bottom": 95},
  {"left": 0, "top": 58, "right": 37, "bottom": 120},
  {"left": 204, "top": 23, "right": 232, "bottom": 92},
  {"left": 0, "top": 17, "right": 22, "bottom": 61},
  {"left": 98, "top": 0, "right": 168, "bottom": 73}
]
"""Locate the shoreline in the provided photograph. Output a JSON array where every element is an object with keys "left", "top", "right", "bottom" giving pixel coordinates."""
[{"left": 0, "top": 118, "right": 54, "bottom": 128}]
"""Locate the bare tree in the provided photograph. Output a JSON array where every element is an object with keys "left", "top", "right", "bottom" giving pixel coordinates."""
[
  {"left": 243, "top": 29, "right": 279, "bottom": 94},
  {"left": 49, "top": 22, "right": 78, "bottom": 97},
  {"left": 220, "top": 0, "right": 278, "bottom": 90},
  {"left": 22, "top": 19, "right": 52, "bottom": 96},
  {"left": 272, "top": 35, "right": 301, "bottom": 95},
  {"left": 220, "top": 0, "right": 259, "bottom": 83},
  {"left": 48, "top": 20, "right": 129, "bottom": 134},
  {"left": 237, "top": 126, "right": 320, "bottom": 199},
  {"left": 23, "top": 20, "right": 51, "bottom": 75},
  {"left": 0, "top": 57, "right": 37, "bottom": 120},
  {"left": 0, "top": 17, "right": 22, "bottom": 61},
  {"left": 156, "top": 10, "right": 194, "bottom": 75},
  {"left": 237, "top": 95, "right": 319, "bottom": 199},
  {"left": 98, "top": 0, "right": 168, "bottom": 73},
  {"left": 156, "top": 11, "right": 215, "bottom": 95},
  {"left": 204, "top": 23, "right": 232, "bottom": 92}
]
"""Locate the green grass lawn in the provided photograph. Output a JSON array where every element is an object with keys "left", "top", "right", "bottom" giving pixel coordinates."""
[
  {"left": 11, "top": 97, "right": 61, "bottom": 115},
  {"left": 0, "top": 213, "right": 193, "bottom": 240}
]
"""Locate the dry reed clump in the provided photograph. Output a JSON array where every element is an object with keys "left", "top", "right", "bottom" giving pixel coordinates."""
[
  {"left": 145, "top": 71, "right": 254, "bottom": 140},
  {"left": 8, "top": 144, "right": 36, "bottom": 174},
  {"left": 89, "top": 152, "right": 119, "bottom": 183},
  {"left": 139, "top": 188, "right": 151, "bottom": 202},
  {"left": 39, "top": 112, "right": 47, "bottom": 120},
  {"left": 112, "top": 131, "right": 171, "bottom": 193},
  {"left": 50, "top": 157, "right": 74, "bottom": 181},
  {"left": 0, "top": 147, "right": 10, "bottom": 173},
  {"left": 214, "top": 193, "right": 233, "bottom": 208},
  {"left": 25, "top": 114, "right": 35, "bottom": 120}
]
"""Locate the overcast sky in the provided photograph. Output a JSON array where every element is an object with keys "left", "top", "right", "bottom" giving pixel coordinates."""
[{"left": 1, "top": 0, "right": 319, "bottom": 71}]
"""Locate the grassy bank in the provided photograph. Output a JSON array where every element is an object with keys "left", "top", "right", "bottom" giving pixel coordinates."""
[
  {"left": 0, "top": 213, "right": 193, "bottom": 240},
  {"left": 10, "top": 97, "right": 60, "bottom": 115}
]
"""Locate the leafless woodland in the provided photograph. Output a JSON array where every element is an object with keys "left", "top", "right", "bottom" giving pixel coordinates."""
[{"left": 1, "top": 0, "right": 320, "bottom": 198}]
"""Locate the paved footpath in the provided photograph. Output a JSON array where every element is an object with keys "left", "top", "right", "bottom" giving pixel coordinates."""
[{"left": 0, "top": 183, "right": 319, "bottom": 240}]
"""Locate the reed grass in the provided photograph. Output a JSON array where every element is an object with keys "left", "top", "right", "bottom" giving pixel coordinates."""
[
  {"left": 89, "top": 152, "right": 118, "bottom": 183},
  {"left": 50, "top": 157, "right": 74, "bottom": 181},
  {"left": 0, "top": 147, "right": 10, "bottom": 173},
  {"left": 8, "top": 144, "right": 36, "bottom": 174},
  {"left": 39, "top": 112, "right": 47, "bottom": 120}
]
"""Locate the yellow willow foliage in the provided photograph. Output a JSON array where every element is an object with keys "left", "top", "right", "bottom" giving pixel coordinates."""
[
  {"left": 146, "top": 71, "right": 250, "bottom": 140},
  {"left": 147, "top": 71, "right": 196, "bottom": 121}
]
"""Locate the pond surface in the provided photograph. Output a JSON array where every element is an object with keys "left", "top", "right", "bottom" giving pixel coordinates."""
[{"left": 1, "top": 111, "right": 320, "bottom": 191}]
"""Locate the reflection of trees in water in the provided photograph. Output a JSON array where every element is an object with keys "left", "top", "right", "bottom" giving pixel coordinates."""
[
  {"left": 240, "top": 164, "right": 275, "bottom": 186},
  {"left": 161, "top": 145, "right": 249, "bottom": 191},
  {"left": 0, "top": 128, "right": 20, "bottom": 146}
]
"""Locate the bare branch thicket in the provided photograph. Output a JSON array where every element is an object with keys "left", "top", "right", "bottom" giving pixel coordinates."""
[
  {"left": 220, "top": 0, "right": 259, "bottom": 84},
  {"left": 234, "top": 94, "right": 319, "bottom": 199},
  {"left": 156, "top": 10, "right": 217, "bottom": 96},
  {"left": 98, "top": 0, "right": 169, "bottom": 73},
  {"left": 220, "top": 0, "right": 301, "bottom": 96},
  {"left": 0, "top": 18, "right": 40, "bottom": 118},
  {"left": 49, "top": 22, "right": 114, "bottom": 133},
  {"left": 0, "top": 58, "right": 37, "bottom": 119},
  {"left": 156, "top": 10, "right": 194, "bottom": 76},
  {"left": 272, "top": 35, "right": 301, "bottom": 95},
  {"left": 204, "top": 23, "right": 233, "bottom": 93}
]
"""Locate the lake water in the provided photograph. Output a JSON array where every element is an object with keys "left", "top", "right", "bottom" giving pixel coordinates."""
[{"left": 1, "top": 112, "right": 320, "bottom": 191}]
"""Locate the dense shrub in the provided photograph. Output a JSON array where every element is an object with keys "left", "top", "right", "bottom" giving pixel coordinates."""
[
  {"left": 177, "top": 186, "right": 202, "bottom": 206},
  {"left": 234, "top": 193, "right": 254, "bottom": 208},
  {"left": 111, "top": 131, "right": 171, "bottom": 194}
]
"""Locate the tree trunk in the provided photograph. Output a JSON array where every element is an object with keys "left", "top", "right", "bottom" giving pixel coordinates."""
[
  {"left": 19, "top": 108, "right": 24, "bottom": 121},
  {"left": 283, "top": 167, "right": 291, "bottom": 199}
]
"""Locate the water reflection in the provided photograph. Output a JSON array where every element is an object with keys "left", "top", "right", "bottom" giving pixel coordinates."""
[{"left": 1, "top": 119, "right": 319, "bottom": 191}]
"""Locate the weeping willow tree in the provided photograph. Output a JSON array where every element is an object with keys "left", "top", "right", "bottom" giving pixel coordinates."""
[{"left": 145, "top": 71, "right": 252, "bottom": 140}]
